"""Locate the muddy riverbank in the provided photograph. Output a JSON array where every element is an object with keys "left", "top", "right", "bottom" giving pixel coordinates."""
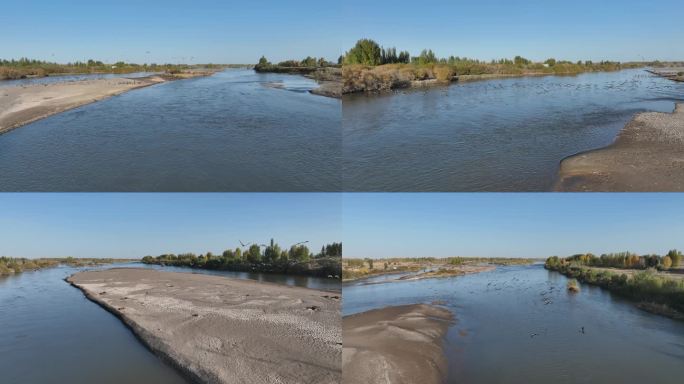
[{"left": 68, "top": 268, "right": 341, "bottom": 384}]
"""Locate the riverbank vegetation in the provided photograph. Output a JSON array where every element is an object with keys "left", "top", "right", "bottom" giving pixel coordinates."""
[
  {"left": 0, "top": 256, "right": 133, "bottom": 276},
  {"left": 141, "top": 240, "right": 341, "bottom": 278},
  {"left": 545, "top": 252, "right": 684, "bottom": 317},
  {"left": 341, "top": 38, "right": 662, "bottom": 93},
  {"left": 254, "top": 55, "right": 340, "bottom": 73},
  {"left": 0, "top": 58, "right": 215, "bottom": 80},
  {"left": 547, "top": 250, "right": 682, "bottom": 271}
]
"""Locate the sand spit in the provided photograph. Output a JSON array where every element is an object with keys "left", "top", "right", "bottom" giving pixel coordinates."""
[
  {"left": 556, "top": 103, "right": 684, "bottom": 191},
  {"left": 0, "top": 72, "right": 212, "bottom": 135},
  {"left": 343, "top": 304, "right": 453, "bottom": 384},
  {"left": 67, "top": 268, "right": 341, "bottom": 384},
  {"left": 647, "top": 67, "right": 684, "bottom": 82}
]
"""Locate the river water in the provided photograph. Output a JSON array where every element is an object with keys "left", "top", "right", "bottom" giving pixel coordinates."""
[
  {"left": 343, "top": 264, "right": 684, "bottom": 383},
  {"left": 343, "top": 69, "right": 684, "bottom": 191},
  {"left": 0, "top": 69, "right": 341, "bottom": 191},
  {"left": 0, "top": 262, "right": 338, "bottom": 384}
]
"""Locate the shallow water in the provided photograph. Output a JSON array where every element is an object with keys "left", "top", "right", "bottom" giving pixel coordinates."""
[
  {"left": 0, "top": 69, "right": 341, "bottom": 191},
  {"left": 343, "top": 264, "right": 684, "bottom": 383},
  {"left": 343, "top": 69, "right": 684, "bottom": 191},
  {"left": 0, "top": 262, "right": 337, "bottom": 384}
]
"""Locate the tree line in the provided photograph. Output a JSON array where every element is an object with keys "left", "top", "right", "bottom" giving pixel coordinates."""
[
  {"left": 142, "top": 240, "right": 342, "bottom": 278},
  {"left": 254, "top": 56, "right": 338, "bottom": 72},
  {"left": 0, "top": 58, "right": 195, "bottom": 80},
  {"left": 341, "top": 38, "right": 641, "bottom": 73},
  {"left": 546, "top": 250, "right": 683, "bottom": 271}
]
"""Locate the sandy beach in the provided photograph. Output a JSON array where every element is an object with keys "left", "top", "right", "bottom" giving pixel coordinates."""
[
  {"left": 0, "top": 72, "right": 213, "bottom": 135},
  {"left": 556, "top": 103, "right": 684, "bottom": 191},
  {"left": 67, "top": 268, "right": 341, "bottom": 384},
  {"left": 342, "top": 304, "right": 453, "bottom": 384}
]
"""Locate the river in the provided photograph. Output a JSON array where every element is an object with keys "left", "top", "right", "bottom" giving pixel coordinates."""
[
  {"left": 0, "top": 262, "right": 338, "bottom": 384},
  {"left": 343, "top": 264, "right": 684, "bottom": 383},
  {"left": 0, "top": 69, "right": 341, "bottom": 191},
  {"left": 343, "top": 69, "right": 684, "bottom": 191}
]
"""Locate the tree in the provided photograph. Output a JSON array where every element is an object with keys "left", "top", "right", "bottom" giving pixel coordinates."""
[
  {"left": 288, "top": 245, "right": 310, "bottom": 262},
  {"left": 414, "top": 49, "right": 437, "bottom": 65},
  {"left": 344, "top": 39, "right": 382, "bottom": 66},
  {"left": 301, "top": 56, "right": 317, "bottom": 67},
  {"left": 246, "top": 244, "right": 261, "bottom": 263},
  {"left": 258, "top": 56, "right": 270, "bottom": 66},
  {"left": 667, "top": 249, "right": 682, "bottom": 267},
  {"left": 662, "top": 256, "right": 673, "bottom": 269},
  {"left": 365, "top": 258, "right": 374, "bottom": 269},
  {"left": 264, "top": 238, "right": 281, "bottom": 264},
  {"left": 544, "top": 58, "right": 556, "bottom": 66}
]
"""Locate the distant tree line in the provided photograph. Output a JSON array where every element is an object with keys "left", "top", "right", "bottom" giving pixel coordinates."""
[
  {"left": 142, "top": 240, "right": 342, "bottom": 278},
  {"left": 0, "top": 58, "right": 197, "bottom": 80},
  {"left": 546, "top": 250, "right": 682, "bottom": 271},
  {"left": 254, "top": 55, "right": 338, "bottom": 72},
  {"left": 0, "top": 256, "right": 129, "bottom": 276}
]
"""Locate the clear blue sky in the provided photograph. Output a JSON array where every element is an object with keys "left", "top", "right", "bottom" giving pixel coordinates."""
[
  {"left": 343, "top": 194, "right": 684, "bottom": 259},
  {"left": 1, "top": 0, "right": 344, "bottom": 64},
  {"left": 0, "top": 194, "right": 341, "bottom": 259},
  {"left": 342, "top": 0, "right": 684, "bottom": 62}
]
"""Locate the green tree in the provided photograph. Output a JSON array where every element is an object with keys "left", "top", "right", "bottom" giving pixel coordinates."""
[
  {"left": 344, "top": 39, "right": 382, "bottom": 66},
  {"left": 246, "top": 244, "right": 261, "bottom": 263}
]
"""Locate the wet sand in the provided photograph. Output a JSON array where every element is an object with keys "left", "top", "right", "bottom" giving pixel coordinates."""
[
  {"left": 556, "top": 103, "right": 684, "bottom": 191},
  {"left": 343, "top": 304, "right": 453, "bottom": 384},
  {"left": 0, "top": 72, "right": 213, "bottom": 135},
  {"left": 67, "top": 268, "right": 341, "bottom": 384}
]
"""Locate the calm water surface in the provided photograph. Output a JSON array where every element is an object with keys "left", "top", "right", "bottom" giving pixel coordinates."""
[
  {"left": 343, "top": 264, "right": 684, "bottom": 383},
  {"left": 0, "top": 69, "right": 341, "bottom": 191},
  {"left": 0, "top": 262, "right": 337, "bottom": 384},
  {"left": 343, "top": 69, "right": 684, "bottom": 191}
]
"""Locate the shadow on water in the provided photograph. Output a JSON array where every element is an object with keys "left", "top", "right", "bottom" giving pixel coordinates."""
[
  {"left": 343, "top": 69, "right": 684, "bottom": 191},
  {"left": 0, "top": 262, "right": 338, "bottom": 384},
  {"left": 342, "top": 264, "right": 684, "bottom": 383}
]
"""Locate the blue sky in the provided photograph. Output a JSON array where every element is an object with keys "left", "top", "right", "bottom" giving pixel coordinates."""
[
  {"left": 341, "top": 0, "right": 684, "bottom": 62},
  {"left": 0, "top": 194, "right": 341, "bottom": 259},
  {"left": 343, "top": 194, "right": 684, "bottom": 259},
  {"left": 0, "top": 0, "right": 344, "bottom": 64},
  {"left": 2, "top": 1, "right": 681, "bottom": 64}
]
